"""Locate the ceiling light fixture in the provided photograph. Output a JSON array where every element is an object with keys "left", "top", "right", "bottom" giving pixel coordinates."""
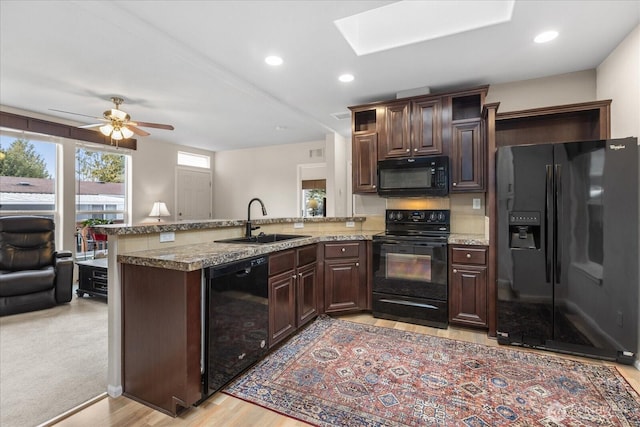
[
  {"left": 265, "top": 55, "right": 283, "bottom": 66},
  {"left": 534, "top": 30, "right": 559, "bottom": 44},
  {"left": 338, "top": 73, "right": 355, "bottom": 83}
]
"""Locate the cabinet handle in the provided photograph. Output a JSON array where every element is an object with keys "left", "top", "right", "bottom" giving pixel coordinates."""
[
  {"left": 452, "top": 182, "right": 457, "bottom": 186},
  {"left": 413, "top": 148, "right": 417, "bottom": 151},
  {"left": 292, "top": 275, "right": 297, "bottom": 279},
  {"left": 373, "top": 185, "right": 376, "bottom": 188},
  {"left": 298, "top": 273, "right": 302, "bottom": 277},
  {"left": 406, "top": 148, "right": 410, "bottom": 152},
  {"left": 453, "top": 269, "right": 458, "bottom": 273},
  {"left": 356, "top": 262, "right": 359, "bottom": 267},
  {"left": 466, "top": 253, "right": 471, "bottom": 259},
  {"left": 341, "top": 247, "right": 346, "bottom": 252}
]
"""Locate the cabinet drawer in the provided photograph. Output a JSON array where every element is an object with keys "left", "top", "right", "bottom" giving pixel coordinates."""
[
  {"left": 324, "top": 242, "right": 360, "bottom": 259},
  {"left": 269, "top": 250, "right": 295, "bottom": 276},
  {"left": 451, "top": 246, "right": 487, "bottom": 265},
  {"left": 297, "top": 245, "right": 317, "bottom": 267}
]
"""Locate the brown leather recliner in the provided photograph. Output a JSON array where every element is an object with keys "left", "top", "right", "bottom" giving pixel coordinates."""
[{"left": 0, "top": 216, "right": 74, "bottom": 316}]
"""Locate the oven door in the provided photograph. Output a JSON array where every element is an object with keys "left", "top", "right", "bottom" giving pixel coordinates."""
[{"left": 372, "top": 237, "right": 448, "bottom": 301}]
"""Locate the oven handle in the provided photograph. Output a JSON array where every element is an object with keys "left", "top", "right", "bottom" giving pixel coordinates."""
[
  {"left": 373, "top": 239, "right": 448, "bottom": 248},
  {"left": 378, "top": 298, "right": 440, "bottom": 310}
]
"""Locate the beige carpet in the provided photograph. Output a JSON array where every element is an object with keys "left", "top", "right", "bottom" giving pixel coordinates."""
[{"left": 0, "top": 292, "right": 107, "bottom": 427}]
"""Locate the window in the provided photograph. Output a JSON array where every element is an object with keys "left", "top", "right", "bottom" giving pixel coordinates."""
[
  {"left": 178, "top": 151, "right": 210, "bottom": 169},
  {"left": 301, "top": 179, "right": 326, "bottom": 217},
  {"left": 76, "top": 147, "right": 128, "bottom": 258},
  {"left": 0, "top": 129, "right": 57, "bottom": 218}
]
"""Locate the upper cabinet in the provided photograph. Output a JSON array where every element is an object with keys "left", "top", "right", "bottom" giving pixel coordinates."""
[
  {"left": 379, "top": 98, "right": 444, "bottom": 159},
  {"left": 350, "top": 86, "right": 488, "bottom": 194},
  {"left": 351, "top": 107, "right": 383, "bottom": 194}
]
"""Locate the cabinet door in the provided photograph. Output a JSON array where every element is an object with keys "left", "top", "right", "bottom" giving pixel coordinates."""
[
  {"left": 449, "top": 265, "right": 487, "bottom": 327},
  {"left": 297, "top": 263, "right": 318, "bottom": 327},
  {"left": 451, "top": 120, "right": 484, "bottom": 192},
  {"left": 269, "top": 271, "right": 296, "bottom": 347},
  {"left": 380, "top": 102, "right": 410, "bottom": 159},
  {"left": 324, "top": 259, "right": 365, "bottom": 313},
  {"left": 412, "top": 98, "right": 443, "bottom": 155},
  {"left": 352, "top": 133, "right": 378, "bottom": 194}
]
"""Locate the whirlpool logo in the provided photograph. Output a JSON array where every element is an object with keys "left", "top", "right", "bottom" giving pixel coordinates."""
[{"left": 610, "top": 144, "right": 626, "bottom": 150}]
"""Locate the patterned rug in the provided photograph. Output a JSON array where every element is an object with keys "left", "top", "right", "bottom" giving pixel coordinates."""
[{"left": 224, "top": 315, "right": 640, "bottom": 426}]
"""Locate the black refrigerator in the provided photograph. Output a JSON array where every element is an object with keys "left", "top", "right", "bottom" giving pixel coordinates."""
[{"left": 497, "top": 137, "right": 638, "bottom": 364}]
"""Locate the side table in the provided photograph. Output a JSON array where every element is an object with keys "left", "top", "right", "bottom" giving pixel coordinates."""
[{"left": 76, "top": 258, "right": 108, "bottom": 298}]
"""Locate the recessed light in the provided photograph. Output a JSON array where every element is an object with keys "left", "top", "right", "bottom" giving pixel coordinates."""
[
  {"left": 265, "top": 55, "right": 283, "bottom": 66},
  {"left": 534, "top": 31, "right": 558, "bottom": 44},
  {"left": 338, "top": 74, "right": 355, "bottom": 83}
]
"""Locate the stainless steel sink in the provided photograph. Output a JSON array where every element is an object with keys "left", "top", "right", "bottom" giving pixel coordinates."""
[{"left": 215, "top": 233, "right": 310, "bottom": 244}]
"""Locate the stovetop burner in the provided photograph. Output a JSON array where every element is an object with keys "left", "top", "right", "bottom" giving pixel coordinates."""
[{"left": 379, "top": 209, "right": 451, "bottom": 240}]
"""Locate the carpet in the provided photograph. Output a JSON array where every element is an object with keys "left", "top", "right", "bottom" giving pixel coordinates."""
[
  {"left": 224, "top": 315, "right": 640, "bottom": 426},
  {"left": 0, "top": 293, "right": 107, "bottom": 427}
]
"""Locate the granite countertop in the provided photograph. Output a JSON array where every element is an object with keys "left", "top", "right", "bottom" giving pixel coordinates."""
[
  {"left": 118, "top": 233, "right": 374, "bottom": 272},
  {"left": 97, "top": 216, "right": 365, "bottom": 235},
  {"left": 448, "top": 233, "right": 490, "bottom": 246}
]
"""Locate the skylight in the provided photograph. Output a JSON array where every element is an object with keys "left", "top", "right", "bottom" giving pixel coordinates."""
[{"left": 334, "top": 0, "right": 515, "bottom": 56}]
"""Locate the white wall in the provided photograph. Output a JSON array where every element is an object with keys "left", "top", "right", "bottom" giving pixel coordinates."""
[
  {"left": 213, "top": 139, "right": 326, "bottom": 219},
  {"left": 130, "top": 139, "right": 214, "bottom": 224},
  {"left": 486, "top": 69, "right": 597, "bottom": 113},
  {"left": 595, "top": 24, "right": 640, "bottom": 367},
  {"left": 597, "top": 25, "right": 640, "bottom": 139}
]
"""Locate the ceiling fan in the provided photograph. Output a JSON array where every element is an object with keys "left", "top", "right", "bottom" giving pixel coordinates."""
[{"left": 51, "top": 96, "right": 174, "bottom": 140}]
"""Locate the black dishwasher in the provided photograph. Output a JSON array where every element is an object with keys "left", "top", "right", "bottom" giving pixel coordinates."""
[{"left": 201, "top": 255, "right": 269, "bottom": 401}]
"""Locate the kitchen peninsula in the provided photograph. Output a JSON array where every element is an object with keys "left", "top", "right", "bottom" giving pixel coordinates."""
[{"left": 101, "top": 216, "right": 379, "bottom": 416}]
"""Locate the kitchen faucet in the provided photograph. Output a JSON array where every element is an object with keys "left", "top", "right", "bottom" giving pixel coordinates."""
[{"left": 246, "top": 198, "right": 267, "bottom": 237}]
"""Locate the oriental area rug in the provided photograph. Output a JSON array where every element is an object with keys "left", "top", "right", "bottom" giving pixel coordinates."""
[{"left": 224, "top": 315, "right": 640, "bottom": 426}]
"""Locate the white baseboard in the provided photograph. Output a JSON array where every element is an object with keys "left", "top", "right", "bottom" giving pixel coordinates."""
[{"left": 107, "top": 384, "right": 123, "bottom": 398}]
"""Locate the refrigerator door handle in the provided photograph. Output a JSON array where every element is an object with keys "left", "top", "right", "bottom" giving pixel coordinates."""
[
  {"left": 554, "top": 164, "right": 562, "bottom": 283},
  {"left": 545, "top": 164, "right": 553, "bottom": 283}
]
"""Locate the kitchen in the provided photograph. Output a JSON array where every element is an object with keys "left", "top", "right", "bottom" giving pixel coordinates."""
[
  {"left": 1, "top": 1, "right": 639, "bottom": 424},
  {"left": 100, "top": 71, "right": 638, "bottom": 416}
]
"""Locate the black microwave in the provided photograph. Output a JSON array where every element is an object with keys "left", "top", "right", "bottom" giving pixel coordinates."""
[{"left": 377, "top": 155, "right": 449, "bottom": 197}]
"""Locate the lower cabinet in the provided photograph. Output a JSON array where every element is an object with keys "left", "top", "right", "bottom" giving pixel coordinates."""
[
  {"left": 322, "top": 241, "right": 369, "bottom": 313},
  {"left": 268, "top": 245, "right": 318, "bottom": 347},
  {"left": 122, "top": 264, "right": 201, "bottom": 416},
  {"left": 449, "top": 245, "right": 488, "bottom": 328}
]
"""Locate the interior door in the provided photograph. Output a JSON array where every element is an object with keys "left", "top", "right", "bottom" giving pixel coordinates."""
[{"left": 176, "top": 168, "right": 212, "bottom": 220}]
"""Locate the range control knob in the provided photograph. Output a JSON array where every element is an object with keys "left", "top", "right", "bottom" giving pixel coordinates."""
[{"left": 438, "top": 212, "right": 445, "bottom": 221}]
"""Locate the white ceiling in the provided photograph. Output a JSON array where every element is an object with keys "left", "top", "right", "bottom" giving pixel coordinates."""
[{"left": 1, "top": 1, "right": 638, "bottom": 152}]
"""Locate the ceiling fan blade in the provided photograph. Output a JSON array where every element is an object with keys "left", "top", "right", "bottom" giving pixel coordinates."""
[
  {"left": 127, "top": 125, "right": 151, "bottom": 137},
  {"left": 78, "top": 123, "right": 105, "bottom": 129},
  {"left": 49, "top": 108, "right": 103, "bottom": 120},
  {"left": 129, "top": 120, "right": 174, "bottom": 130}
]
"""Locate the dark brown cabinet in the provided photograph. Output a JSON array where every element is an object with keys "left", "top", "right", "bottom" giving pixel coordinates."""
[
  {"left": 350, "top": 86, "right": 488, "bottom": 195},
  {"left": 353, "top": 133, "right": 378, "bottom": 193},
  {"left": 412, "top": 98, "right": 444, "bottom": 156},
  {"left": 450, "top": 119, "right": 484, "bottom": 191},
  {"left": 380, "top": 101, "right": 410, "bottom": 158},
  {"left": 350, "top": 106, "right": 382, "bottom": 194},
  {"left": 449, "top": 245, "right": 488, "bottom": 328},
  {"left": 379, "top": 98, "right": 443, "bottom": 159},
  {"left": 122, "top": 264, "right": 201, "bottom": 416},
  {"left": 323, "top": 241, "right": 368, "bottom": 313},
  {"left": 268, "top": 245, "right": 318, "bottom": 347}
]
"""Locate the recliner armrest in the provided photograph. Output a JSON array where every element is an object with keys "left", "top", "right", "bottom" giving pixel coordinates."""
[{"left": 55, "top": 250, "right": 73, "bottom": 259}]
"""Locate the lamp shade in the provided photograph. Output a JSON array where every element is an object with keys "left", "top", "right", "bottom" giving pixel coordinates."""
[{"left": 149, "top": 201, "right": 171, "bottom": 220}]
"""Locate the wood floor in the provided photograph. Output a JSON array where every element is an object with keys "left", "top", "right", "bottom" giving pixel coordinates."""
[{"left": 51, "top": 313, "right": 640, "bottom": 427}]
